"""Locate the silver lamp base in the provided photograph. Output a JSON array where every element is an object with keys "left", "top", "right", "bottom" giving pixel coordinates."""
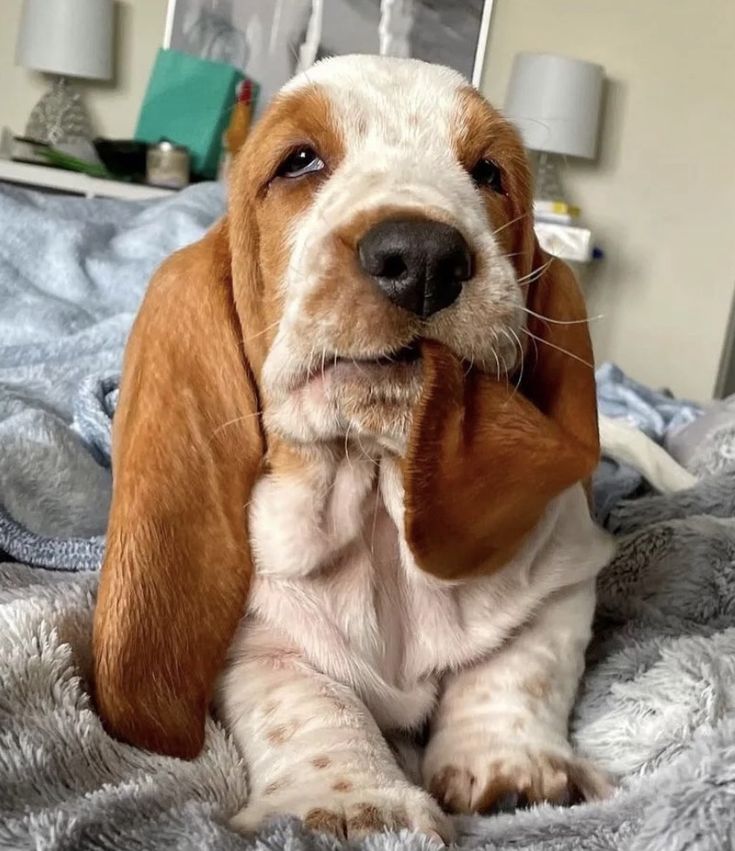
[
  {"left": 25, "top": 76, "right": 93, "bottom": 145},
  {"left": 533, "top": 151, "right": 567, "bottom": 203}
]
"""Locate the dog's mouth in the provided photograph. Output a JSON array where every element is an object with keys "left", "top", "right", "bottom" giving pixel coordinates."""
[
  {"left": 338, "top": 341, "right": 422, "bottom": 369},
  {"left": 291, "top": 341, "right": 423, "bottom": 396},
  {"left": 329, "top": 341, "right": 423, "bottom": 385}
]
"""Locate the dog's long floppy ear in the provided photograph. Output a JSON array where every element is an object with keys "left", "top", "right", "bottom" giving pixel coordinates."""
[
  {"left": 404, "top": 244, "right": 599, "bottom": 581},
  {"left": 93, "top": 220, "right": 264, "bottom": 758}
]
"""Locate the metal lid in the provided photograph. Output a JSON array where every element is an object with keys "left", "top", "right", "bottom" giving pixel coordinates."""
[{"left": 151, "top": 139, "right": 189, "bottom": 154}]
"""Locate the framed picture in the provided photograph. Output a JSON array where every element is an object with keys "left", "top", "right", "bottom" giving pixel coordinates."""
[{"left": 163, "top": 0, "right": 494, "bottom": 117}]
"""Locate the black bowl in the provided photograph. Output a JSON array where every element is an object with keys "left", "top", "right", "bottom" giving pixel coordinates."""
[{"left": 94, "top": 139, "right": 148, "bottom": 180}]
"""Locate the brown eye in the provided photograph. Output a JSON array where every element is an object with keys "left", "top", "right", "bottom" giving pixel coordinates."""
[
  {"left": 471, "top": 158, "right": 504, "bottom": 193},
  {"left": 276, "top": 146, "right": 325, "bottom": 179}
]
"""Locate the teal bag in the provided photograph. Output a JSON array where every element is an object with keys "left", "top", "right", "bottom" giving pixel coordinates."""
[{"left": 136, "top": 48, "right": 243, "bottom": 179}]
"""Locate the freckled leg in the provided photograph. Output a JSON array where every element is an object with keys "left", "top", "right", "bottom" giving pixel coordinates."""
[
  {"left": 218, "top": 630, "right": 450, "bottom": 842},
  {"left": 424, "top": 579, "right": 612, "bottom": 814}
]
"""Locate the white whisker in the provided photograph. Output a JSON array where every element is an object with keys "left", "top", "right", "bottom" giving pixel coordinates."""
[
  {"left": 521, "top": 328, "right": 594, "bottom": 369},
  {"left": 246, "top": 318, "right": 282, "bottom": 341},
  {"left": 499, "top": 350, "right": 510, "bottom": 391},
  {"left": 508, "top": 326, "right": 525, "bottom": 394},
  {"left": 210, "top": 411, "right": 262, "bottom": 438},
  {"left": 490, "top": 329, "right": 502, "bottom": 380},
  {"left": 518, "top": 257, "right": 555, "bottom": 286},
  {"left": 491, "top": 213, "right": 528, "bottom": 237},
  {"left": 521, "top": 306, "right": 604, "bottom": 326}
]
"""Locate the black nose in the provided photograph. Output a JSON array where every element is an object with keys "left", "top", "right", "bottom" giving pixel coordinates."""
[{"left": 357, "top": 218, "right": 473, "bottom": 318}]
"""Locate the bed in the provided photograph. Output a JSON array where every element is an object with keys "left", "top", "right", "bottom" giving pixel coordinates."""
[{"left": 1, "top": 182, "right": 734, "bottom": 850}]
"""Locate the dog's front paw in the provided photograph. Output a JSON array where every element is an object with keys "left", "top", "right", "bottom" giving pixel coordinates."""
[
  {"left": 231, "top": 780, "right": 452, "bottom": 842},
  {"left": 425, "top": 739, "right": 612, "bottom": 815}
]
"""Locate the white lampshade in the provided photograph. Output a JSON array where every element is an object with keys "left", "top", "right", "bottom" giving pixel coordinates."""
[
  {"left": 504, "top": 53, "right": 604, "bottom": 159},
  {"left": 16, "top": 0, "right": 114, "bottom": 81}
]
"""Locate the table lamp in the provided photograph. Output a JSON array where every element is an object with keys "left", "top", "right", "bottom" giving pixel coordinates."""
[
  {"left": 15, "top": 0, "right": 114, "bottom": 145},
  {"left": 504, "top": 52, "right": 604, "bottom": 203}
]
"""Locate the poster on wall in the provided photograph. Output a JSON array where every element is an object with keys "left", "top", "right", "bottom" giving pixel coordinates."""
[{"left": 163, "top": 0, "right": 493, "bottom": 117}]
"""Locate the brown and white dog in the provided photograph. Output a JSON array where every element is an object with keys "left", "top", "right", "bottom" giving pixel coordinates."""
[{"left": 93, "top": 55, "right": 615, "bottom": 841}]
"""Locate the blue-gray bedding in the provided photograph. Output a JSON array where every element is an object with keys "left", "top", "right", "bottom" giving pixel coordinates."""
[
  {"left": 2, "top": 183, "right": 735, "bottom": 850},
  {"left": 0, "top": 181, "right": 224, "bottom": 569},
  {"left": 593, "top": 363, "right": 703, "bottom": 518}
]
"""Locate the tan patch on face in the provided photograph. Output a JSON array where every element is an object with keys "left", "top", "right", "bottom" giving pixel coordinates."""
[
  {"left": 266, "top": 721, "right": 299, "bottom": 745},
  {"left": 332, "top": 778, "right": 353, "bottom": 792},
  {"left": 228, "top": 85, "right": 345, "bottom": 375},
  {"left": 453, "top": 87, "right": 535, "bottom": 279},
  {"left": 311, "top": 755, "right": 331, "bottom": 769},
  {"left": 300, "top": 204, "right": 425, "bottom": 357}
]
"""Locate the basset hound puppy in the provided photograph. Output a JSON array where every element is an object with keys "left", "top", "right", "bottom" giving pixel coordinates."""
[{"left": 93, "top": 55, "right": 615, "bottom": 841}]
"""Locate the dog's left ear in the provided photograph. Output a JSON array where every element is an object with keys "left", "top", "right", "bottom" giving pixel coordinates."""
[
  {"left": 403, "top": 242, "right": 599, "bottom": 580},
  {"left": 93, "top": 221, "right": 265, "bottom": 758}
]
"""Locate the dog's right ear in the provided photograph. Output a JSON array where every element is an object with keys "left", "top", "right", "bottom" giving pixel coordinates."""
[{"left": 93, "top": 219, "right": 264, "bottom": 758}]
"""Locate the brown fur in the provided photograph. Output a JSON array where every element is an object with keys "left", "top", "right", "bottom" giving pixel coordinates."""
[
  {"left": 429, "top": 766, "right": 473, "bottom": 813},
  {"left": 303, "top": 808, "right": 346, "bottom": 838},
  {"left": 93, "top": 222, "right": 263, "bottom": 758}
]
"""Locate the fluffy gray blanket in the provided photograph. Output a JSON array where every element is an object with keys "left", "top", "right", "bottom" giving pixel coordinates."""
[
  {"left": 1, "top": 183, "right": 734, "bottom": 849},
  {"left": 3, "top": 468, "right": 735, "bottom": 850}
]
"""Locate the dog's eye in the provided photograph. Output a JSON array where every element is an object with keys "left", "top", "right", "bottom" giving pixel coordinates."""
[
  {"left": 276, "top": 146, "right": 325, "bottom": 179},
  {"left": 471, "top": 158, "right": 504, "bottom": 193}
]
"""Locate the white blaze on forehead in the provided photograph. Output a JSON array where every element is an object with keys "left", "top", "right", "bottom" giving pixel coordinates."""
[
  {"left": 282, "top": 54, "right": 468, "bottom": 176},
  {"left": 283, "top": 53, "right": 468, "bottom": 113}
]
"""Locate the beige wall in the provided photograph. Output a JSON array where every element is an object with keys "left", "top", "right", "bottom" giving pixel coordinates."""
[
  {"left": 481, "top": 0, "right": 735, "bottom": 400},
  {"left": 1, "top": 0, "right": 168, "bottom": 139}
]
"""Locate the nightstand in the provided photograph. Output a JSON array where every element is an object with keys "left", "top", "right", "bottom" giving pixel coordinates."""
[{"left": 0, "top": 158, "right": 176, "bottom": 201}]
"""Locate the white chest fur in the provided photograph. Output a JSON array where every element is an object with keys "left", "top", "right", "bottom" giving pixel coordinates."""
[{"left": 244, "top": 451, "right": 613, "bottom": 732}]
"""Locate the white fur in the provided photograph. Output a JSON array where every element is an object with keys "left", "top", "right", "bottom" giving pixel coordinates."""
[
  {"left": 220, "top": 452, "right": 614, "bottom": 835},
  {"left": 219, "top": 56, "right": 615, "bottom": 838}
]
